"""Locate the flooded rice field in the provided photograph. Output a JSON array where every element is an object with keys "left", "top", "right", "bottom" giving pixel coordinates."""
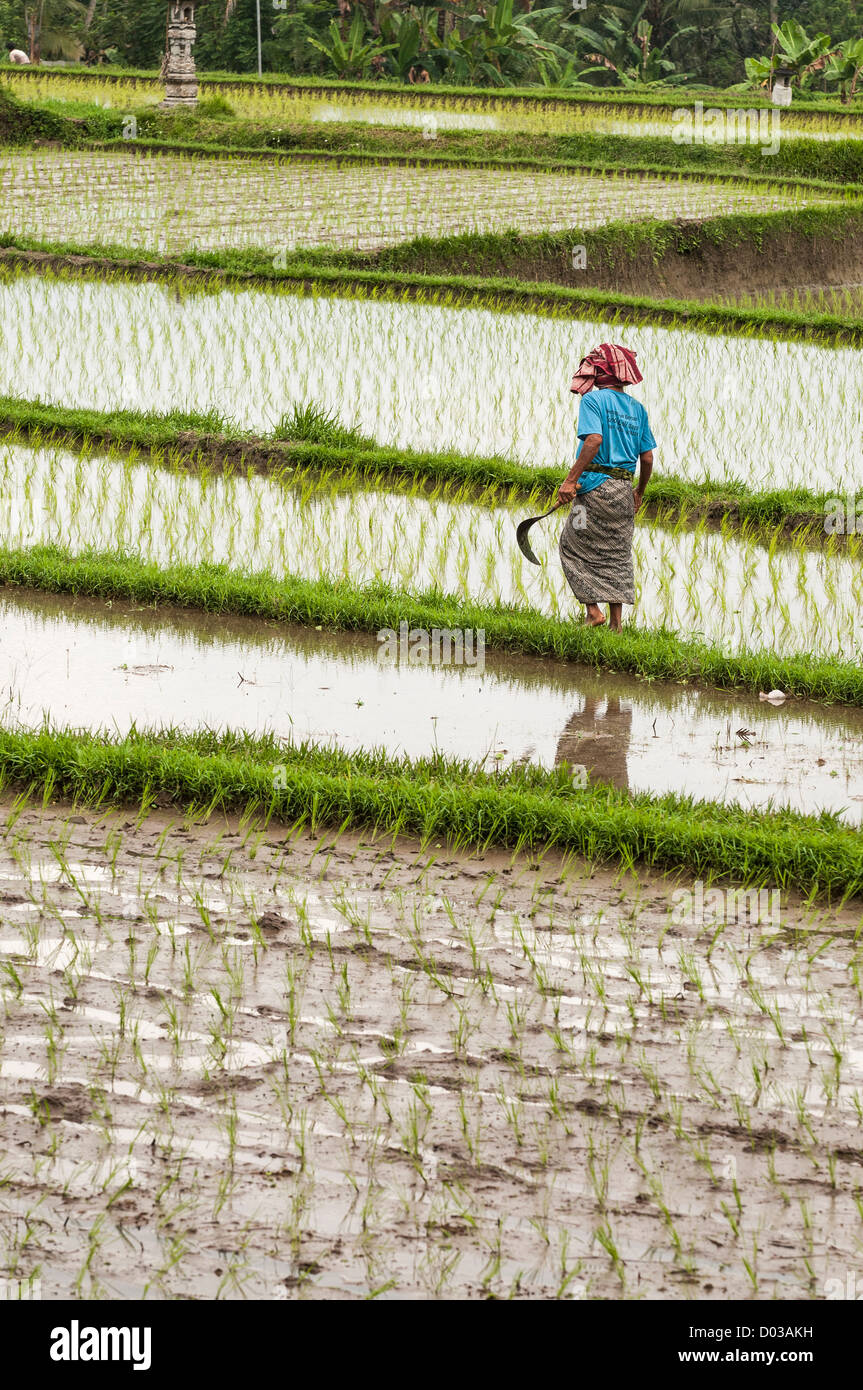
[
  {"left": 9, "top": 71, "right": 863, "bottom": 141},
  {"left": 2, "top": 277, "right": 861, "bottom": 494},
  {"left": 1, "top": 798, "right": 862, "bottom": 1297},
  {"left": 0, "top": 589, "right": 861, "bottom": 821},
  {"left": 0, "top": 149, "right": 821, "bottom": 255},
  {"left": 0, "top": 589, "right": 856, "bottom": 822},
  {"left": 0, "top": 442, "right": 860, "bottom": 662}
]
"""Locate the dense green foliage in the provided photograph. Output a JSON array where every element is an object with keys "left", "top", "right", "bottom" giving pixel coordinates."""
[{"left": 0, "top": 1, "right": 860, "bottom": 92}]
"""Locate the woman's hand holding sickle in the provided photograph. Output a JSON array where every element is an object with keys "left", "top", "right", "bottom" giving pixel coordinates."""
[
  {"left": 557, "top": 475, "right": 581, "bottom": 506},
  {"left": 515, "top": 435, "right": 600, "bottom": 566}
]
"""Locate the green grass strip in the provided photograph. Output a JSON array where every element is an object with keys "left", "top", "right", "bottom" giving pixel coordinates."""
[
  {"left": 0, "top": 543, "right": 860, "bottom": 708},
  {"left": 2, "top": 234, "right": 862, "bottom": 348},
  {"left": 0, "top": 397, "right": 853, "bottom": 545},
  {"left": 0, "top": 723, "right": 859, "bottom": 900}
]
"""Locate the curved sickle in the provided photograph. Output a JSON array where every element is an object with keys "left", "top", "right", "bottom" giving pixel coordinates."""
[{"left": 515, "top": 500, "right": 566, "bottom": 566}]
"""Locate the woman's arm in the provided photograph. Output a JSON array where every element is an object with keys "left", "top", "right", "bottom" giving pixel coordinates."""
[
  {"left": 558, "top": 433, "right": 602, "bottom": 504},
  {"left": 633, "top": 449, "right": 653, "bottom": 513}
]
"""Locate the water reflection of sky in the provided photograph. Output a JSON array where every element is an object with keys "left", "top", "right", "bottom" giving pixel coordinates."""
[{"left": 2, "top": 589, "right": 862, "bottom": 822}]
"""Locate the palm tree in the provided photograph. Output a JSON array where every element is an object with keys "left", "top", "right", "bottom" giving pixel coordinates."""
[
  {"left": 572, "top": 10, "right": 694, "bottom": 87},
  {"left": 25, "top": 0, "right": 88, "bottom": 63}
]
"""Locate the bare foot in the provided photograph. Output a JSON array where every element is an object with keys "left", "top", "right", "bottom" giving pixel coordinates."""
[{"left": 585, "top": 604, "right": 606, "bottom": 627}]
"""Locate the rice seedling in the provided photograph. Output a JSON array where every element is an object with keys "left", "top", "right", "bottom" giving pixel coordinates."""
[
  {"left": 7, "top": 68, "right": 863, "bottom": 142},
  {"left": 0, "top": 274, "right": 859, "bottom": 493},
  {"left": 0, "top": 147, "right": 833, "bottom": 258}
]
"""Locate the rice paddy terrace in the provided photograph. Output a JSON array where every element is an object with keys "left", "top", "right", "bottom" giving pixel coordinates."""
[
  {"left": 7, "top": 65, "right": 863, "bottom": 140},
  {"left": 0, "top": 148, "right": 833, "bottom": 256},
  {"left": 1, "top": 71, "right": 862, "bottom": 1305}
]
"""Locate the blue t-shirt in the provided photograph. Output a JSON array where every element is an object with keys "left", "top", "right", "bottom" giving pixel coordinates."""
[{"left": 575, "top": 388, "right": 656, "bottom": 494}]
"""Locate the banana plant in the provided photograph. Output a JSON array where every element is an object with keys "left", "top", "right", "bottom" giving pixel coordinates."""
[
  {"left": 376, "top": 9, "right": 423, "bottom": 81},
  {"left": 308, "top": 11, "right": 394, "bottom": 79},
  {"left": 742, "top": 19, "right": 832, "bottom": 91},
  {"left": 443, "top": 0, "right": 572, "bottom": 86},
  {"left": 823, "top": 38, "right": 863, "bottom": 103}
]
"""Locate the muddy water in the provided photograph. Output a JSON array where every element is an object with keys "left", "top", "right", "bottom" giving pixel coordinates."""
[
  {"left": 2, "top": 588, "right": 862, "bottom": 822},
  {"left": 2, "top": 275, "right": 860, "bottom": 493},
  {"left": 1, "top": 442, "right": 861, "bottom": 660},
  {"left": 1, "top": 799, "right": 862, "bottom": 1299}
]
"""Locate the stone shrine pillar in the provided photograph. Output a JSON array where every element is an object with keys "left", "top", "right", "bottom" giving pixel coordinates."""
[{"left": 161, "top": 1, "right": 201, "bottom": 108}]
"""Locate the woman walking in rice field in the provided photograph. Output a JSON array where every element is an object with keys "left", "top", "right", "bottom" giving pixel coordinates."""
[{"left": 558, "top": 343, "right": 656, "bottom": 632}]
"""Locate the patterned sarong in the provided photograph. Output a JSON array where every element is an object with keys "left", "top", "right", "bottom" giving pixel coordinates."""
[{"left": 559, "top": 479, "right": 635, "bottom": 605}]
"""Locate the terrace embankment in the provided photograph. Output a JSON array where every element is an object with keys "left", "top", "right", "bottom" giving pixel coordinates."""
[
  {"left": 361, "top": 212, "right": 863, "bottom": 304},
  {"left": 7, "top": 64, "right": 863, "bottom": 126},
  {"left": 2, "top": 795, "right": 862, "bottom": 1298},
  {"left": 0, "top": 436, "right": 860, "bottom": 665}
]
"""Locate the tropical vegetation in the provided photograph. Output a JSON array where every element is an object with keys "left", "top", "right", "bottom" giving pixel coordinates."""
[{"left": 0, "top": 0, "right": 860, "bottom": 93}]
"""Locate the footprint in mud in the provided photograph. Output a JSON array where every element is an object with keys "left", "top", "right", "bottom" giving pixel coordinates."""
[
  {"left": 34, "top": 1084, "right": 93, "bottom": 1125},
  {"left": 254, "top": 910, "right": 296, "bottom": 934}
]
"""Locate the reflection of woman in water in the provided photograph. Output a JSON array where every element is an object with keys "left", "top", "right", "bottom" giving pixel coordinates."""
[{"left": 555, "top": 696, "right": 632, "bottom": 792}]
